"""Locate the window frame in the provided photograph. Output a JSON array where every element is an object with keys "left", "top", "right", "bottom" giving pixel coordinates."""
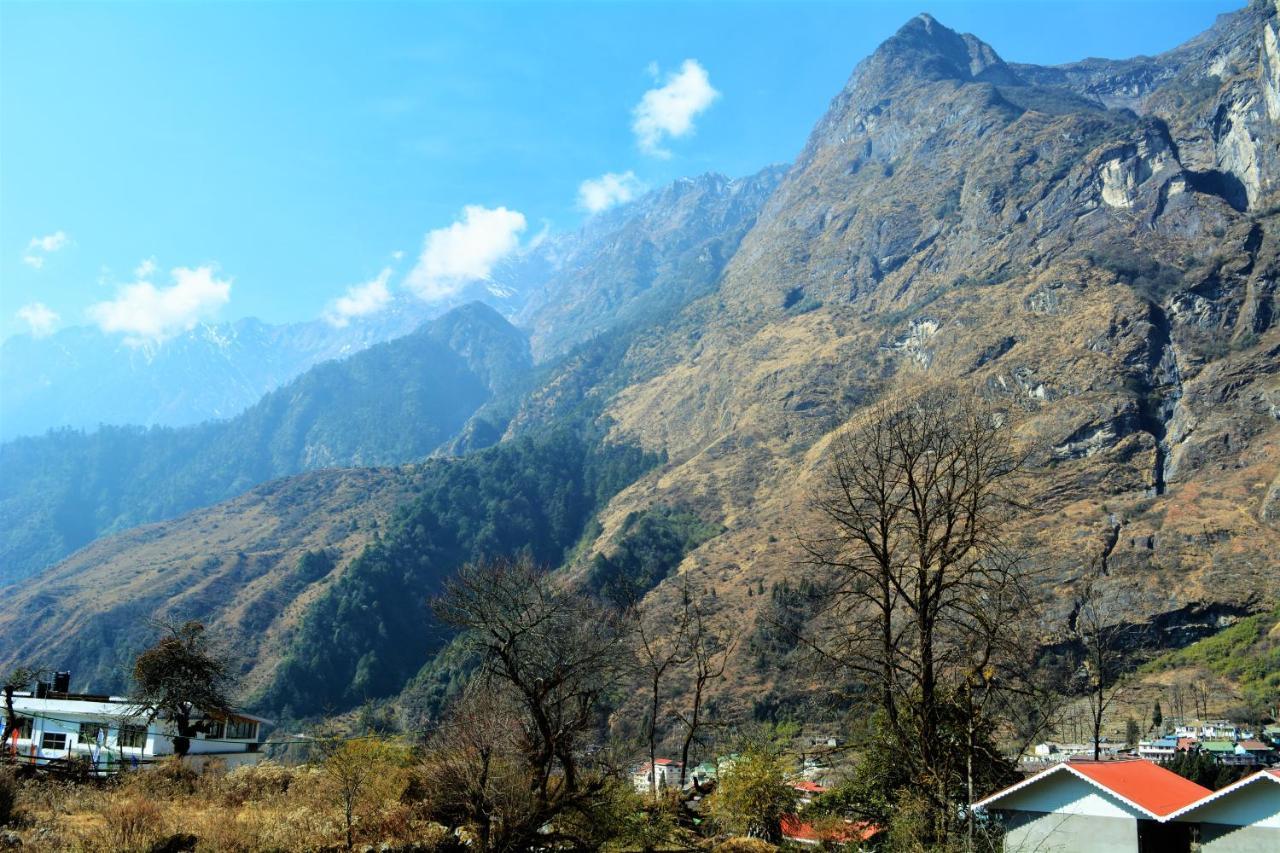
[
  {"left": 118, "top": 724, "right": 148, "bottom": 750},
  {"left": 40, "top": 732, "right": 68, "bottom": 751},
  {"left": 225, "top": 718, "right": 257, "bottom": 740},
  {"left": 79, "top": 721, "right": 106, "bottom": 745}
]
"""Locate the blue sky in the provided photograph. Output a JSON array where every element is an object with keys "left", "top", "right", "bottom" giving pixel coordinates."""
[{"left": 1, "top": 0, "right": 1243, "bottom": 342}]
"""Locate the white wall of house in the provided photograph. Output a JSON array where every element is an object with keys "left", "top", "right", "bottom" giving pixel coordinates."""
[
  {"left": 996, "top": 773, "right": 1144, "bottom": 819},
  {"left": 992, "top": 773, "right": 1145, "bottom": 853},
  {"left": 7, "top": 694, "right": 264, "bottom": 772},
  {"left": 1175, "top": 779, "right": 1280, "bottom": 853},
  {"left": 999, "top": 810, "right": 1138, "bottom": 853}
]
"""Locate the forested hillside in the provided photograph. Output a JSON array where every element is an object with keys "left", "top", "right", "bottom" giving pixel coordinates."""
[{"left": 0, "top": 303, "right": 530, "bottom": 585}]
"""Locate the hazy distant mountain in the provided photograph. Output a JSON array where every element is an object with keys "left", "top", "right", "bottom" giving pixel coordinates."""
[
  {"left": 0, "top": 302, "right": 531, "bottom": 585},
  {"left": 517, "top": 168, "right": 786, "bottom": 360}
]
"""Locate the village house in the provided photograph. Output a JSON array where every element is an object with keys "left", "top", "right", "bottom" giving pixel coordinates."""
[
  {"left": 1166, "top": 768, "right": 1280, "bottom": 851},
  {"left": 1025, "top": 741, "right": 1120, "bottom": 764},
  {"left": 5, "top": 675, "right": 268, "bottom": 774},
  {"left": 1137, "top": 736, "right": 1182, "bottom": 762},
  {"left": 1233, "top": 739, "right": 1277, "bottom": 766},
  {"left": 973, "top": 757, "right": 1211, "bottom": 852},
  {"left": 631, "top": 758, "right": 682, "bottom": 793},
  {"left": 790, "top": 779, "right": 827, "bottom": 806}
]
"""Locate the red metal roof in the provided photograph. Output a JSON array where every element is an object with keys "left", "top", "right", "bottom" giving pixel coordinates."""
[
  {"left": 780, "top": 815, "right": 880, "bottom": 843},
  {"left": 1067, "top": 759, "right": 1212, "bottom": 817},
  {"left": 791, "top": 780, "right": 828, "bottom": 793},
  {"left": 975, "top": 758, "right": 1213, "bottom": 820}
]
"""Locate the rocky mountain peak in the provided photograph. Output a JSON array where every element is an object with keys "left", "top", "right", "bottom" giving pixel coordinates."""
[{"left": 873, "top": 12, "right": 1019, "bottom": 85}]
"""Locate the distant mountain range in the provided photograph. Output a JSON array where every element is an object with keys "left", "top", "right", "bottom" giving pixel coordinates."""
[
  {"left": 0, "top": 303, "right": 531, "bottom": 586},
  {"left": 1, "top": 2, "right": 1278, "bottom": 724}
]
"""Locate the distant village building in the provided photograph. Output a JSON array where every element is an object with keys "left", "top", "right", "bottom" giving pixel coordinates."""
[
  {"left": 791, "top": 780, "right": 827, "bottom": 806},
  {"left": 5, "top": 677, "right": 268, "bottom": 774},
  {"left": 1026, "top": 741, "right": 1118, "bottom": 763},
  {"left": 631, "top": 758, "right": 682, "bottom": 793},
  {"left": 1138, "top": 736, "right": 1193, "bottom": 762}
]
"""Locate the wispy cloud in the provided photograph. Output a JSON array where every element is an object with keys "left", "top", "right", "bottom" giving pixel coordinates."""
[
  {"left": 87, "top": 265, "right": 231, "bottom": 346},
  {"left": 134, "top": 257, "right": 158, "bottom": 278},
  {"left": 16, "top": 302, "right": 59, "bottom": 337},
  {"left": 405, "top": 205, "right": 527, "bottom": 302},
  {"left": 22, "top": 230, "right": 71, "bottom": 269},
  {"left": 632, "top": 60, "right": 719, "bottom": 157},
  {"left": 578, "top": 171, "right": 646, "bottom": 213},
  {"left": 324, "top": 268, "right": 393, "bottom": 327}
]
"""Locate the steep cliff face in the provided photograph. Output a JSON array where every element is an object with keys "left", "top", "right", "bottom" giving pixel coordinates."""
[{"left": 576, "top": 3, "right": 1280, "bottom": 705}]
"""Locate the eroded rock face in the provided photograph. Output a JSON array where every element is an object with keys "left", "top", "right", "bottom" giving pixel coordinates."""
[{"left": 588, "top": 1, "right": 1280, "bottom": 701}]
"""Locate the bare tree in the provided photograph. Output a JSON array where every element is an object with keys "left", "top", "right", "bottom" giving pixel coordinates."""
[
  {"left": 433, "top": 555, "right": 624, "bottom": 835},
  {"left": 2, "top": 666, "right": 41, "bottom": 762},
  {"left": 1071, "top": 574, "right": 1144, "bottom": 761},
  {"left": 630, "top": 593, "right": 690, "bottom": 799},
  {"left": 130, "top": 621, "right": 233, "bottom": 758},
  {"left": 420, "top": 684, "right": 541, "bottom": 853},
  {"left": 675, "top": 592, "right": 736, "bottom": 788},
  {"left": 800, "top": 390, "right": 1026, "bottom": 841}
]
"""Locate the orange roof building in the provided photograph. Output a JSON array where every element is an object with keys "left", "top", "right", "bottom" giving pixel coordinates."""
[{"left": 974, "top": 757, "right": 1211, "bottom": 852}]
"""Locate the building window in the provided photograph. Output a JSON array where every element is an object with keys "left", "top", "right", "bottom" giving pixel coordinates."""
[
  {"left": 118, "top": 724, "right": 147, "bottom": 750},
  {"left": 12, "top": 717, "right": 33, "bottom": 740},
  {"left": 226, "top": 718, "right": 257, "bottom": 740},
  {"left": 41, "top": 732, "right": 67, "bottom": 751},
  {"left": 203, "top": 720, "right": 225, "bottom": 739},
  {"left": 79, "top": 722, "right": 106, "bottom": 744}
]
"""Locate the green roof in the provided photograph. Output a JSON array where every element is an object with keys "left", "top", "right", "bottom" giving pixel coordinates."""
[{"left": 1201, "top": 741, "right": 1235, "bottom": 752}]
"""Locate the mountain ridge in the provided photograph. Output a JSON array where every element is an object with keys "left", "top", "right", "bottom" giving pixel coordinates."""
[{"left": 1, "top": 6, "right": 1278, "bottom": 725}]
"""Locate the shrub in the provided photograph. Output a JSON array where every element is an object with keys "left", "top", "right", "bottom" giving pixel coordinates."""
[
  {"left": 103, "top": 795, "right": 166, "bottom": 851},
  {"left": 219, "top": 761, "right": 300, "bottom": 806},
  {"left": 0, "top": 766, "right": 16, "bottom": 827}
]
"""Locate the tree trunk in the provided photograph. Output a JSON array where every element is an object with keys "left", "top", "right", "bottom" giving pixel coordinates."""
[{"left": 678, "top": 678, "right": 703, "bottom": 788}]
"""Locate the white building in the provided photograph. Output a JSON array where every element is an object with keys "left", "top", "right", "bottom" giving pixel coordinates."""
[
  {"left": 1167, "top": 768, "right": 1280, "bottom": 852},
  {"left": 974, "top": 758, "right": 1211, "bottom": 852},
  {"left": 632, "top": 758, "right": 682, "bottom": 793},
  {"left": 5, "top": 685, "right": 268, "bottom": 773}
]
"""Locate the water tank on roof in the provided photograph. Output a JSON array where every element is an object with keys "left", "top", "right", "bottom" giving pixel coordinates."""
[{"left": 53, "top": 671, "right": 70, "bottom": 693}]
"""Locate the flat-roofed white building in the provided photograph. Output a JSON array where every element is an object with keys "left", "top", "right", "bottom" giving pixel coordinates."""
[{"left": 5, "top": 686, "right": 268, "bottom": 773}]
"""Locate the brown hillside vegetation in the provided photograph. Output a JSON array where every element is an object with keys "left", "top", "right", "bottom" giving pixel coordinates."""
[
  {"left": 0, "top": 466, "right": 427, "bottom": 699},
  {"left": 0, "top": 4, "right": 1278, "bottom": 728}
]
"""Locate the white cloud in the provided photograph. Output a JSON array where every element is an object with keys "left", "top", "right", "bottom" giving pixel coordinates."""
[
  {"left": 16, "top": 302, "right": 59, "bottom": 337},
  {"left": 405, "top": 205, "right": 527, "bottom": 302},
  {"left": 324, "top": 268, "right": 393, "bottom": 327},
  {"left": 87, "top": 265, "right": 231, "bottom": 346},
  {"left": 134, "top": 256, "right": 158, "bottom": 278},
  {"left": 578, "top": 171, "right": 646, "bottom": 213},
  {"left": 22, "top": 230, "right": 71, "bottom": 269},
  {"left": 632, "top": 60, "right": 719, "bottom": 157}
]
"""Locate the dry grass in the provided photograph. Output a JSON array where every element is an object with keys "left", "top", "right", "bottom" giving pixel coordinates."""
[{"left": 4, "top": 756, "right": 446, "bottom": 852}]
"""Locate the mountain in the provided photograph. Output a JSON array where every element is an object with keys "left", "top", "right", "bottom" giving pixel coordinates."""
[
  {"left": 0, "top": 302, "right": 531, "bottom": 585},
  {"left": 517, "top": 168, "right": 786, "bottom": 360},
  {"left": 2, "top": 4, "right": 1279, "bottom": 722},
  {"left": 0, "top": 298, "right": 440, "bottom": 442}
]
